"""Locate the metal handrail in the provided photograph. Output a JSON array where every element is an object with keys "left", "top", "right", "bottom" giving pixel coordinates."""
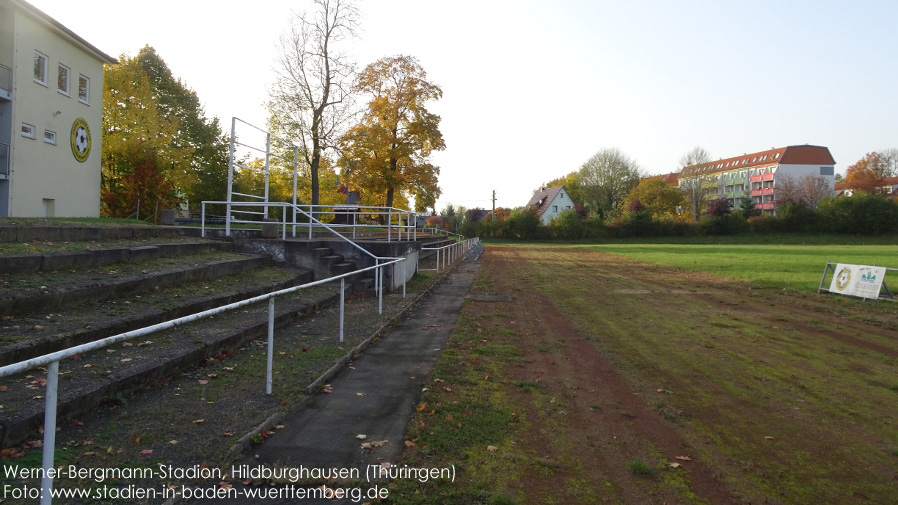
[
  {"left": 201, "top": 201, "right": 418, "bottom": 244},
  {"left": 0, "top": 256, "right": 408, "bottom": 504},
  {"left": 418, "top": 238, "right": 480, "bottom": 272}
]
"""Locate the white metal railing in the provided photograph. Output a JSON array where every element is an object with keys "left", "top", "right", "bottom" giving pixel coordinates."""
[
  {"left": 202, "top": 201, "right": 417, "bottom": 243},
  {"left": 418, "top": 238, "right": 480, "bottom": 272},
  {"left": 421, "top": 227, "right": 464, "bottom": 241},
  {"left": 0, "top": 258, "right": 407, "bottom": 505}
]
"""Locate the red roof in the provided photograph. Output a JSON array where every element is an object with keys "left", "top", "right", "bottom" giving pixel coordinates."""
[
  {"left": 681, "top": 145, "right": 836, "bottom": 177},
  {"left": 527, "top": 186, "right": 564, "bottom": 216}
]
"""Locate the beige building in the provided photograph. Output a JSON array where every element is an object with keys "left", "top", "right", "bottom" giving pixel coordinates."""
[{"left": 0, "top": 0, "right": 116, "bottom": 217}]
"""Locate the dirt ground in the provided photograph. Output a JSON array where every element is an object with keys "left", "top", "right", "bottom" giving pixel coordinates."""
[{"left": 445, "top": 244, "right": 898, "bottom": 505}]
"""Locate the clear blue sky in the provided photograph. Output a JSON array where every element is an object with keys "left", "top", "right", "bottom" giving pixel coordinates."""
[{"left": 28, "top": 0, "right": 898, "bottom": 210}]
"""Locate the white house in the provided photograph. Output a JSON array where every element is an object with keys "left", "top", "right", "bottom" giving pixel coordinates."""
[
  {"left": 0, "top": 0, "right": 116, "bottom": 217},
  {"left": 527, "top": 186, "right": 573, "bottom": 224}
]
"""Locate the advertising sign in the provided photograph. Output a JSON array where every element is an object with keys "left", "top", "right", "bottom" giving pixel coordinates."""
[{"left": 828, "top": 263, "right": 886, "bottom": 299}]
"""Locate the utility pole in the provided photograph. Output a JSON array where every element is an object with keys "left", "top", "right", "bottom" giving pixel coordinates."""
[{"left": 491, "top": 190, "right": 496, "bottom": 220}]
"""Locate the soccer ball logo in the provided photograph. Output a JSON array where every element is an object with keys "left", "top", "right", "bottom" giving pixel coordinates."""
[
  {"left": 74, "top": 127, "right": 88, "bottom": 153},
  {"left": 836, "top": 267, "right": 851, "bottom": 291},
  {"left": 70, "top": 118, "right": 91, "bottom": 162}
]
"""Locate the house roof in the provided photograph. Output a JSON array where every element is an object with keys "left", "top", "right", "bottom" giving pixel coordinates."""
[
  {"left": 5, "top": 0, "right": 118, "bottom": 64},
  {"left": 680, "top": 145, "right": 836, "bottom": 178},
  {"left": 527, "top": 186, "right": 564, "bottom": 216},
  {"left": 655, "top": 172, "right": 679, "bottom": 186}
]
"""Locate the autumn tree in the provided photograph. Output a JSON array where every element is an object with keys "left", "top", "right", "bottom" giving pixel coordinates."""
[
  {"left": 677, "top": 146, "right": 712, "bottom": 222},
  {"left": 540, "top": 171, "right": 586, "bottom": 208},
  {"left": 578, "top": 148, "right": 643, "bottom": 218},
  {"left": 268, "top": 0, "right": 359, "bottom": 209},
  {"left": 136, "top": 45, "right": 229, "bottom": 210},
  {"left": 844, "top": 150, "right": 898, "bottom": 195},
  {"left": 102, "top": 55, "right": 191, "bottom": 217},
  {"left": 339, "top": 55, "right": 445, "bottom": 212},
  {"left": 775, "top": 174, "right": 831, "bottom": 208},
  {"left": 623, "top": 177, "right": 686, "bottom": 219}
]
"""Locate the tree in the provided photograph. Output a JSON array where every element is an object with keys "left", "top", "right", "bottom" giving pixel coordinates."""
[
  {"left": 776, "top": 174, "right": 831, "bottom": 208},
  {"left": 677, "top": 146, "right": 712, "bottom": 223},
  {"left": 268, "top": 0, "right": 359, "bottom": 209},
  {"left": 102, "top": 55, "right": 191, "bottom": 217},
  {"left": 623, "top": 177, "right": 686, "bottom": 219},
  {"left": 578, "top": 148, "right": 643, "bottom": 219},
  {"left": 135, "top": 45, "right": 229, "bottom": 210},
  {"left": 705, "top": 197, "right": 732, "bottom": 218},
  {"left": 540, "top": 171, "right": 586, "bottom": 208},
  {"left": 845, "top": 151, "right": 897, "bottom": 195},
  {"left": 339, "top": 55, "right": 445, "bottom": 211},
  {"left": 737, "top": 193, "right": 761, "bottom": 219}
]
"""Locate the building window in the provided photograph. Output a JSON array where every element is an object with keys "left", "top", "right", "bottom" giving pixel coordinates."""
[
  {"left": 34, "top": 51, "right": 48, "bottom": 85},
  {"left": 78, "top": 75, "right": 90, "bottom": 104},
  {"left": 57, "top": 64, "right": 70, "bottom": 95},
  {"left": 44, "top": 130, "right": 57, "bottom": 145},
  {"left": 21, "top": 123, "right": 35, "bottom": 139},
  {"left": 820, "top": 166, "right": 834, "bottom": 176},
  {"left": 552, "top": 205, "right": 558, "bottom": 212}
]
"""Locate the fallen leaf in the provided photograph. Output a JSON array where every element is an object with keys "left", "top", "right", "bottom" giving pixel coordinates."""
[
  {"left": 219, "top": 482, "right": 233, "bottom": 490},
  {"left": 68, "top": 419, "right": 84, "bottom": 426},
  {"left": 193, "top": 419, "right": 205, "bottom": 424},
  {"left": 134, "top": 437, "right": 141, "bottom": 444},
  {"left": 140, "top": 449, "right": 153, "bottom": 455},
  {"left": 404, "top": 440, "right": 415, "bottom": 447},
  {"left": 168, "top": 440, "right": 178, "bottom": 445},
  {"left": 416, "top": 402, "right": 427, "bottom": 412},
  {"left": 207, "top": 374, "right": 218, "bottom": 379},
  {"left": 120, "top": 358, "right": 132, "bottom": 363},
  {"left": 222, "top": 433, "right": 234, "bottom": 437},
  {"left": 668, "top": 462, "right": 682, "bottom": 468},
  {"left": 0, "top": 385, "right": 7, "bottom": 391},
  {"left": 357, "top": 392, "right": 365, "bottom": 397},
  {"left": 274, "top": 425, "right": 285, "bottom": 429},
  {"left": 764, "top": 436, "right": 775, "bottom": 440},
  {"left": 198, "top": 380, "right": 208, "bottom": 385},
  {"left": 487, "top": 446, "right": 498, "bottom": 452},
  {"left": 675, "top": 456, "right": 692, "bottom": 461},
  {"left": 83, "top": 364, "right": 93, "bottom": 368},
  {"left": 356, "top": 434, "right": 367, "bottom": 440}
]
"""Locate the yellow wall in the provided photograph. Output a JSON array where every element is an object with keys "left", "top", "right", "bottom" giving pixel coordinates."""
[{"left": 8, "top": 8, "right": 103, "bottom": 217}]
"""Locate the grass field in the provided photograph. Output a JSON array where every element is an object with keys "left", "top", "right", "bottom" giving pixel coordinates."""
[{"left": 391, "top": 241, "right": 898, "bottom": 505}]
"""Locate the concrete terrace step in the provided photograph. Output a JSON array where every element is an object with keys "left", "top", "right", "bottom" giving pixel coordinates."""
[
  {"left": 0, "top": 283, "right": 340, "bottom": 448},
  {"left": 0, "top": 266, "right": 313, "bottom": 367},
  {"left": 0, "top": 240, "right": 233, "bottom": 275},
  {"left": 0, "top": 224, "right": 184, "bottom": 243},
  {"left": 0, "top": 253, "right": 270, "bottom": 315}
]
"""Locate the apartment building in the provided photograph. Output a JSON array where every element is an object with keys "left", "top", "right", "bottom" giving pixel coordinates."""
[
  {"left": 0, "top": 0, "right": 116, "bottom": 217},
  {"left": 679, "top": 145, "right": 836, "bottom": 214}
]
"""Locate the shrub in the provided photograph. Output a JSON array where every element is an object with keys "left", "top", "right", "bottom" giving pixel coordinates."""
[
  {"left": 699, "top": 214, "right": 749, "bottom": 235},
  {"left": 705, "top": 197, "right": 732, "bottom": 218},
  {"left": 775, "top": 202, "right": 819, "bottom": 232},
  {"left": 550, "top": 209, "right": 585, "bottom": 240},
  {"left": 818, "top": 193, "right": 898, "bottom": 234},
  {"left": 505, "top": 207, "right": 544, "bottom": 240}
]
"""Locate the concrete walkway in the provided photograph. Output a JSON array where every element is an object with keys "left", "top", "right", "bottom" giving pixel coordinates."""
[{"left": 190, "top": 244, "right": 482, "bottom": 504}]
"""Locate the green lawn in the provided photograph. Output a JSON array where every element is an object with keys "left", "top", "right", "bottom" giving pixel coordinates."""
[{"left": 572, "top": 242, "right": 898, "bottom": 291}]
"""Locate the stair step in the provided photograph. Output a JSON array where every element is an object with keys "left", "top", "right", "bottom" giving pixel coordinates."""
[
  {"left": 331, "top": 262, "right": 356, "bottom": 275},
  {"left": 0, "top": 284, "right": 339, "bottom": 448},
  {"left": 0, "top": 253, "right": 270, "bottom": 315},
  {"left": 0, "top": 266, "right": 313, "bottom": 367},
  {"left": 310, "top": 247, "right": 333, "bottom": 258}
]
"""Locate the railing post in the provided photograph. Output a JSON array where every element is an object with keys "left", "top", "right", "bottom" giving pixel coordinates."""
[
  {"left": 339, "top": 278, "right": 345, "bottom": 343},
  {"left": 266, "top": 297, "right": 275, "bottom": 395},
  {"left": 40, "top": 360, "right": 59, "bottom": 505},
  {"left": 402, "top": 260, "right": 406, "bottom": 298},
  {"left": 201, "top": 203, "right": 206, "bottom": 238},
  {"left": 378, "top": 260, "right": 383, "bottom": 315},
  {"left": 308, "top": 207, "right": 313, "bottom": 240},
  {"left": 387, "top": 209, "right": 392, "bottom": 242}
]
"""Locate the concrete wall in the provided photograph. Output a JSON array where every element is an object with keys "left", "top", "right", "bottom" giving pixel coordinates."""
[{"left": 6, "top": 9, "right": 104, "bottom": 217}]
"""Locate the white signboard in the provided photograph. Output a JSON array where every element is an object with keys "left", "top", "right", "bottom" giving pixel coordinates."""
[{"left": 828, "top": 263, "right": 886, "bottom": 299}]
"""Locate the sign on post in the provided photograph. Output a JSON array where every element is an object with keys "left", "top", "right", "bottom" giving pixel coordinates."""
[{"left": 822, "top": 263, "right": 889, "bottom": 300}]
